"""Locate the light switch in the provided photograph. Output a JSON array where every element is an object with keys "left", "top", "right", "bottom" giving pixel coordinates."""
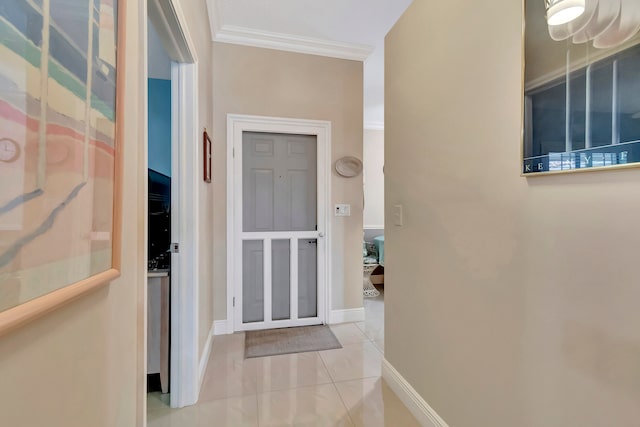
[
  {"left": 335, "top": 204, "right": 351, "bottom": 216},
  {"left": 393, "top": 204, "right": 403, "bottom": 226}
]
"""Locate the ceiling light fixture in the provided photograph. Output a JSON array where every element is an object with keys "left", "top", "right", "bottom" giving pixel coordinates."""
[
  {"left": 545, "top": 0, "right": 586, "bottom": 26},
  {"left": 546, "top": 0, "right": 640, "bottom": 49}
]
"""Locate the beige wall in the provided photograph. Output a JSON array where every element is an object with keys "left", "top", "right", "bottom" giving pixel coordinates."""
[
  {"left": 385, "top": 1, "right": 640, "bottom": 427},
  {"left": 364, "top": 129, "right": 385, "bottom": 229},
  {"left": 0, "top": 1, "right": 146, "bottom": 425},
  {"left": 212, "top": 43, "right": 364, "bottom": 319}
]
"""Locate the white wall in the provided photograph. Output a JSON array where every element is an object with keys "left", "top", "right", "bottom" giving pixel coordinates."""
[
  {"left": 385, "top": 1, "right": 640, "bottom": 426},
  {"left": 364, "top": 128, "right": 384, "bottom": 229}
]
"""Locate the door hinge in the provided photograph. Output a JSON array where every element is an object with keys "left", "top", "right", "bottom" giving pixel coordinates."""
[
  {"left": 233, "top": 297, "right": 235, "bottom": 307},
  {"left": 170, "top": 242, "right": 179, "bottom": 253},
  {"left": 233, "top": 148, "right": 235, "bottom": 158}
]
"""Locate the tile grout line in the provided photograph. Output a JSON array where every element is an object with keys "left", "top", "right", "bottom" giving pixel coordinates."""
[
  {"left": 319, "top": 333, "right": 382, "bottom": 426},
  {"left": 255, "top": 390, "right": 261, "bottom": 427},
  {"left": 249, "top": 330, "right": 259, "bottom": 427},
  {"left": 256, "top": 379, "right": 338, "bottom": 396},
  {"left": 320, "top": 332, "right": 384, "bottom": 383},
  {"left": 370, "top": 337, "right": 384, "bottom": 356},
  {"left": 332, "top": 375, "right": 383, "bottom": 386},
  {"left": 198, "top": 391, "right": 259, "bottom": 405},
  {"left": 256, "top": 379, "right": 335, "bottom": 395},
  {"left": 330, "top": 381, "right": 357, "bottom": 427},
  {"left": 317, "top": 347, "right": 338, "bottom": 384},
  {"left": 258, "top": 369, "right": 384, "bottom": 391},
  {"left": 352, "top": 321, "right": 384, "bottom": 355},
  {"left": 354, "top": 320, "right": 385, "bottom": 342},
  {"left": 253, "top": 350, "right": 336, "bottom": 397},
  {"left": 255, "top": 379, "right": 357, "bottom": 427}
]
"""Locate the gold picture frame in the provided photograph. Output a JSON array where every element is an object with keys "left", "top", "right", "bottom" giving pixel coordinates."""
[
  {"left": 0, "top": 0, "right": 126, "bottom": 335},
  {"left": 204, "top": 129, "right": 212, "bottom": 183},
  {"left": 522, "top": 0, "right": 640, "bottom": 176}
]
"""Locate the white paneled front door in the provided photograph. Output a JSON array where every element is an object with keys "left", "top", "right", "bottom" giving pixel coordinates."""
[{"left": 232, "top": 126, "right": 328, "bottom": 331}]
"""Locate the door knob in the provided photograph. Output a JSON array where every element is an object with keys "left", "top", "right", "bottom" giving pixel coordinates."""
[{"left": 318, "top": 232, "right": 325, "bottom": 238}]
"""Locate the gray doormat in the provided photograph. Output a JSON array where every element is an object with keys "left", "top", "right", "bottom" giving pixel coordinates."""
[{"left": 245, "top": 325, "right": 342, "bottom": 359}]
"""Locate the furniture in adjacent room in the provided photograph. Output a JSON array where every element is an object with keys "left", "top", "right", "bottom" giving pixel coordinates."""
[
  {"left": 363, "top": 239, "right": 381, "bottom": 298},
  {"left": 363, "top": 261, "right": 380, "bottom": 297},
  {"left": 373, "top": 235, "right": 384, "bottom": 267}
]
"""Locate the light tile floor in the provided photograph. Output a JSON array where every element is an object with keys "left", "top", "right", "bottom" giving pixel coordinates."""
[{"left": 147, "top": 285, "right": 419, "bottom": 426}]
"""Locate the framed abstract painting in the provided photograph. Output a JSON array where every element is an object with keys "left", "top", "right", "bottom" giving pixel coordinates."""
[
  {"left": 523, "top": 0, "right": 640, "bottom": 175},
  {"left": 0, "top": 0, "right": 125, "bottom": 334}
]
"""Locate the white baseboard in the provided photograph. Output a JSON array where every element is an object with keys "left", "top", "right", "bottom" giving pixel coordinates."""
[
  {"left": 198, "top": 322, "right": 215, "bottom": 390},
  {"left": 213, "top": 320, "right": 230, "bottom": 335},
  {"left": 382, "top": 359, "right": 450, "bottom": 427},
  {"left": 329, "top": 308, "right": 365, "bottom": 324}
]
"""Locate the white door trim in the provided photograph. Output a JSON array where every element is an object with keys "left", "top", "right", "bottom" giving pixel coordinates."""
[
  {"left": 226, "top": 114, "right": 332, "bottom": 333},
  {"left": 169, "top": 61, "right": 199, "bottom": 409},
  {"left": 148, "top": 0, "right": 200, "bottom": 409}
]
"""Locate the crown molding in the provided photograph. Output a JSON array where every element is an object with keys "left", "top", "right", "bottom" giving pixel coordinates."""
[
  {"left": 213, "top": 24, "right": 374, "bottom": 61},
  {"left": 364, "top": 121, "right": 385, "bottom": 130},
  {"left": 206, "top": 0, "right": 221, "bottom": 37}
]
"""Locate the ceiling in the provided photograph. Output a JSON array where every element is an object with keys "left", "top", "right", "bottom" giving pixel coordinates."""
[{"left": 207, "top": 0, "right": 414, "bottom": 127}]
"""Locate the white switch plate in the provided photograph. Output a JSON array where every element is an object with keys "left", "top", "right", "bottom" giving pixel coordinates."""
[
  {"left": 335, "top": 204, "right": 351, "bottom": 216},
  {"left": 393, "top": 204, "right": 403, "bottom": 226}
]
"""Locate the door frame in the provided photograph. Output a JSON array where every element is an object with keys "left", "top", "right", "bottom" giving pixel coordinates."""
[
  {"left": 148, "top": 0, "right": 200, "bottom": 409},
  {"left": 226, "top": 114, "right": 332, "bottom": 333}
]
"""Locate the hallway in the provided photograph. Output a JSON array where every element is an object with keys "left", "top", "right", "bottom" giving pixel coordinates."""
[{"left": 147, "top": 287, "right": 418, "bottom": 426}]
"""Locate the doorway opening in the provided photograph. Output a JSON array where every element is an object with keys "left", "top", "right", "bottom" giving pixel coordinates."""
[
  {"left": 362, "top": 126, "right": 385, "bottom": 355},
  {"left": 146, "top": 0, "right": 200, "bottom": 410},
  {"left": 226, "top": 115, "right": 332, "bottom": 334},
  {"left": 146, "top": 14, "right": 172, "bottom": 399}
]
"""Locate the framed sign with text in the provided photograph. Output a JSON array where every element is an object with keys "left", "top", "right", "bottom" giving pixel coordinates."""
[{"left": 523, "top": 0, "right": 640, "bottom": 175}]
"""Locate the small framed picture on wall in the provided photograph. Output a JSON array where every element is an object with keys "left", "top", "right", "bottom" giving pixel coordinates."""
[{"left": 204, "top": 129, "right": 212, "bottom": 183}]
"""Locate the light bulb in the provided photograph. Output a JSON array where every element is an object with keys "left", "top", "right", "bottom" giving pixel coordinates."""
[{"left": 545, "top": 0, "right": 586, "bottom": 26}]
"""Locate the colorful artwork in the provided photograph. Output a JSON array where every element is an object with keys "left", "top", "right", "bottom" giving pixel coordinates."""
[{"left": 0, "top": 0, "right": 121, "bottom": 319}]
